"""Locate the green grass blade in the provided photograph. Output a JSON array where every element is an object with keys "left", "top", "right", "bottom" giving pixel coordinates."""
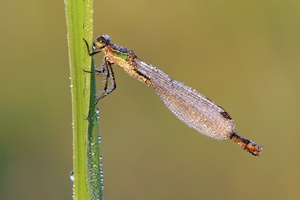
[
  {"left": 65, "top": 0, "right": 102, "bottom": 199},
  {"left": 87, "top": 57, "right": 103, "bottom": 200}
]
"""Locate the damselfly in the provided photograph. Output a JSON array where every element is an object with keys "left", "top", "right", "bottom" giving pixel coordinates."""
[{"left": 84, "top": 34, "right": 263, "bottom": 156}]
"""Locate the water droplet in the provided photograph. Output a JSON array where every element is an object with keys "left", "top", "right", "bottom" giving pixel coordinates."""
[
  {"left": 70, "top": 170, "right": 74, "bottom": 182},
  {"left": 96, "top": 108, "right": 100, "bottom": 121},
  {"left": 96, "top": 108, "right": 100, "bottom": 114}
]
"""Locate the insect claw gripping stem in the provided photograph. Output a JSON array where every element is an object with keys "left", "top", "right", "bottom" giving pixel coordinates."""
[
  {"left": 83, "top": 38, "right": 102, "bottom": 56},
  {"left": 84, "top": 38, "right": 117, "bottom": 119}
]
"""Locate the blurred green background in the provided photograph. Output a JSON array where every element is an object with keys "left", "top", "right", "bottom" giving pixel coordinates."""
[{"left": 1, "top": 0, "right": 300, "bottom": 199}]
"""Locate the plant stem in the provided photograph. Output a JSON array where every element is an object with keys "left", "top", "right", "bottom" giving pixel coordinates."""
[{"left": 65, "top": 0, "right": 102, "bottom": 199}]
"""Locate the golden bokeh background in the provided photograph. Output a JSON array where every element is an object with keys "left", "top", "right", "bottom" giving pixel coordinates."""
[{"left": 1, "top": 0, "right": 299, "bottom": 199}]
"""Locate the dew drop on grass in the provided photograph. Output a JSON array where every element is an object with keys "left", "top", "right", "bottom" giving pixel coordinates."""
[{"left": 70, "top": 170, "right": 74, "bottom": 182}]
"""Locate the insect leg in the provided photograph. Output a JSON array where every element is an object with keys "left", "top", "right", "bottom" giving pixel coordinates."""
[{"left": 94, "top": 59, "right": 116, "bottom": 106}]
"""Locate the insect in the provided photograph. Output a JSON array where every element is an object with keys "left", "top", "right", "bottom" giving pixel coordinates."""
[{"left": 84, "top": 34, "right": 263, "bottom": 156}]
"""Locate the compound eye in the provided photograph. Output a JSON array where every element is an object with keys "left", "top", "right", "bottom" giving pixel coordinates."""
[
  {"left": 97, "top": 34, "right": 111, "bottom": 45},
  {"left": 99, "top": 38, "right": 107, "bottom": 45}
]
